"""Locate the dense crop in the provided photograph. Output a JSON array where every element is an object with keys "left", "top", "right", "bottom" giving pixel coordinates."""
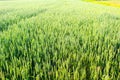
[{"left": 0, "top": 0, "right": 120, "bottom": 80}]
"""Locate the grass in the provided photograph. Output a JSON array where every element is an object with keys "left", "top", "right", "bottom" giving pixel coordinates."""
[{"left": 0, "top": 0, "right": 120, "bottom": 80}]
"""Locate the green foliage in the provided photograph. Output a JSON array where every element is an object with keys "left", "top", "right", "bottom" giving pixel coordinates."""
[{"left": 0, "top": 0, "right": 120, "bottom": 80}]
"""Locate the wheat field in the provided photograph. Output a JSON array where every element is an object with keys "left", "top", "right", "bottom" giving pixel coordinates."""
[{"left": 0, "top": 0, "right": 120, "bottom": 80}]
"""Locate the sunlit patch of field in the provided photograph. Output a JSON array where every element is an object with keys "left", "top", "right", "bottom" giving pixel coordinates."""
[
  {"left": 93, "top": 1, "right": 120, "bottom": 8},
  {"left": 83, "top": 0, "right": 120, "bottom": 8}
]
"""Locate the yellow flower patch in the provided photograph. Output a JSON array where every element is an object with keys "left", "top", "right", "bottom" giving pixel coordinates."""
[{"left": 93, "top": 1, "right": 120, "bottom": 8}]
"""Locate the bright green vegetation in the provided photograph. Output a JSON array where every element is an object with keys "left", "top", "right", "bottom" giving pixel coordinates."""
[{"left": 0, "top": 0, "right": 120, "bottom": 80}]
